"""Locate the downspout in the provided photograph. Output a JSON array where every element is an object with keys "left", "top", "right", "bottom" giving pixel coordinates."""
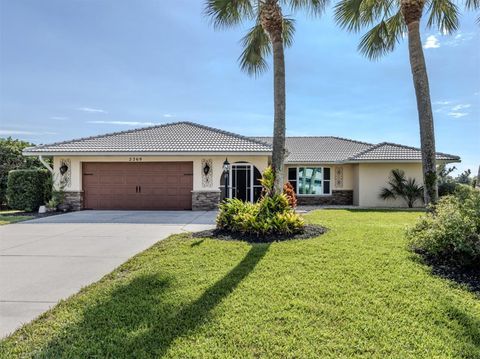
[{"left": 39, "top": 155, "right": 54, "bottom": 174}]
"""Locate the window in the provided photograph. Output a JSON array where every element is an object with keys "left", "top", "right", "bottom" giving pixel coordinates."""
[
  {"left": 296, "top": 167, "right": 331, "bottom": 195},
  {"left": 288, "top": 167, "right": 297, "bottom": 192}
]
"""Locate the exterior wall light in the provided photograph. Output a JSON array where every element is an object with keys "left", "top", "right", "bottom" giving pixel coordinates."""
[
  {"left": 223, "top": 158, "right": 230, "bottom": 199},
  {"left": 203, "top": 162, "right": 210, "bottom": 176},
  {"left": 59, "top": 164, "right": 69, "bottom": 175}
]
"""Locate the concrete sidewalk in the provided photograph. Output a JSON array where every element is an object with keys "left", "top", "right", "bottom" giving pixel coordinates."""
[{"left": 0, "top": 210, "right": 216, "bottom": 338}]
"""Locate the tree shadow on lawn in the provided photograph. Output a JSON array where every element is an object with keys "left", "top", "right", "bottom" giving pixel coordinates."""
[{"left": 36, "top": 243, "right": 270, "bottom": 358}]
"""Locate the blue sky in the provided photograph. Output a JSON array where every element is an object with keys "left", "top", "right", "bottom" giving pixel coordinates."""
[{"left": 1, "top": 0, "right": 479, "bottom": 174}]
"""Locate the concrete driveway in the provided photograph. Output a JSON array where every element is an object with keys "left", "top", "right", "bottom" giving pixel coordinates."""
[{"left": 0, "top": 210, "right": 216, "bottom": 338}]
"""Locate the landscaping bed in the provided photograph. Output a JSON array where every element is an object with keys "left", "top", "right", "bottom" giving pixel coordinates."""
[{"left": 193, "top": 224, "right": 327, "bottom": 243}]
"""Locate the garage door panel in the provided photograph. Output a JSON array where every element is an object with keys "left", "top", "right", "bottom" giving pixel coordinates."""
[{"left": 82, "top": 162, "right": 193, "bottom": 210}]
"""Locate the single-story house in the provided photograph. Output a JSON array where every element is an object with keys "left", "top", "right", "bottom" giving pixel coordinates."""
[{"left": 23, "top": 121, "right": 460, "bottom": 210}]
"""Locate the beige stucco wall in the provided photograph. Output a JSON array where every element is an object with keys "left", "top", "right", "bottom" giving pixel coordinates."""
[
  {"left": 357, "top": 162, "right": 424, "bottom": 207},
  {"left": 53, "top": 155, "right": 269, "bottom": 192},
  {"left": 353, "top": 164, "right": 360, "bottom": 205},
  {"left": 283, "top": 164, "right": 354, "bottom": 191}
]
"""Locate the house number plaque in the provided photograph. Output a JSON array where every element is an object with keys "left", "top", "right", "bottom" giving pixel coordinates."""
[{"left": 129, "top": 157, "right": 143, "bottom": 162}]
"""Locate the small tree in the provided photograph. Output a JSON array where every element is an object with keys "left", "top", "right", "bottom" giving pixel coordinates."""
[{"left": 380, "top": 169, "right": 424, "bottom": 208}]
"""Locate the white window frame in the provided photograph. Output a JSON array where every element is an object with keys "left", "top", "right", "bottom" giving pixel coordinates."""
[{"left": 294, "top": 166, "right": 332, "bottom": 196}]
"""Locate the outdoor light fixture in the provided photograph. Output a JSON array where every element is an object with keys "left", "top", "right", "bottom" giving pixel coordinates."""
[
  {"left": 223, "top": 158, "right": 230, "bottom": 200},
  {"left": 222, "top": 158, "right": 230, "bottom": 174},
  {"left": 203, "top": 162, "right": 210, "bottom": 176},
  {"left": 59, "top": 164, "right": 68, "bottom": 175}
]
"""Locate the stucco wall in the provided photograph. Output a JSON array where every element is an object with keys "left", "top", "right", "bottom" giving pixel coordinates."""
[
  {"left": 53, "top": 155, "right": 269, "bottom": 192},
  {"left": 357, "top": 162, "right": 424, "bottom": 207}
]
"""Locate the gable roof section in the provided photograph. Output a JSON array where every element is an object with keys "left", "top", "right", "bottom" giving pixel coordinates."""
[
  {"left": 24, "top": 122, "right": 272, "bottom": 154},
  {"left": 253, "top": 136, "right": 373, "bottom": 162},
  {"left": 348, "top": 142, "right": 460, "bottom": 162}
]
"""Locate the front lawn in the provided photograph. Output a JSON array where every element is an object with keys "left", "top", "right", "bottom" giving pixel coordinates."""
[
  {"left": 1, "top": 210, "right": 479, "bottom": 358},
  {"left": 0, "top": 210, "right": 33, "bottom": 225}
]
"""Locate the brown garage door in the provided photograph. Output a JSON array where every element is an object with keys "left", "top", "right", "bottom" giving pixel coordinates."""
[{"left": 82, "top": 162, "right": 193, "bottom": 210}]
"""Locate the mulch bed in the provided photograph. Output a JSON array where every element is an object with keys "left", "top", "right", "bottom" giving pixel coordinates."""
[
  {"left": 416, "top": 251, "right": 480, "bottom": 296},
  {"left": 192, "top": 224, "right": 327, "bottom": 243}
]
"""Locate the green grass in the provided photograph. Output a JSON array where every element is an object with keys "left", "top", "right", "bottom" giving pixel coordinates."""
[
  {"left": 0, "top": 211, "right": 33, "bottom": 225},
  {"left": 1, "top": 210, "right": 479, "bottom": 358}
]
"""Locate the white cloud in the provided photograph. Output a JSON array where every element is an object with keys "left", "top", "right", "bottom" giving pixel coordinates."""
[
  {"left": 448, "top": 112, "right": 468, "bottom": 118},
  {"left": 433, "top": 100, "right": 451, "bottom": 106},
  {"left": 434, "top": 101, "right": 472, "bottom": 119},
  {"left": 445, "top": 32, "right": 475, "bottom": 46},
  {"left": 451, "top": 104, "right": 471, "bottom": 111},
  {"left": 50, "top": 116, "right": 68, "bottom": 120},
  {"left": 77, "top": 107, "right": 107, "bottom": 114},
  {"left": 163, "top": 113, "right": 174, "bottom": 118},
  {"left": 87, "top": 120, "right": 155, "bottom": 126},
  {"left": 423, "top": 35, "right": 440, "bottom": 49},
  {"left": 0, "top": 130, "right": 57, "bottom": 135}
]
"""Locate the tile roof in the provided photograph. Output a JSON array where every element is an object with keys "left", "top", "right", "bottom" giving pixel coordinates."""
[
  {"left": 347, "top": 142, "right": 460, "bottom": 161},
  {"left": 24, "top": 121, "right": 460, "bottom": 163},
  {"left": 252, "top": 136, "right": 373, "bottom": 163},
  {"left": 24, "top": 122, "right": 272, "bottom": 154}
]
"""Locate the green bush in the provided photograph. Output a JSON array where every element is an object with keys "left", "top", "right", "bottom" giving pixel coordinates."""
[
  {"left": 438, "top": 181, "right": 459, "bottom": 197},
  {"left": 6, "top": 169, "right": 52, "bottom": 211},
  {"left": 0, "top": 137, "right": 46, "bottom": 207},
  {"left": 217, "top": 167, "right": 305, "bottom": 237},
  {"left": 407, "top": 185, "right": 480, "bottom": 268}
]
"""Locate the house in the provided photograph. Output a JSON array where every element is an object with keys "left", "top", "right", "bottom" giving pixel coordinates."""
[{"left": 23, "top": 121, "right": 460, "bottom": 210}]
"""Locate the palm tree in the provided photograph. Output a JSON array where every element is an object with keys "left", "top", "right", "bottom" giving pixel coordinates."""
[
  {"left": 380, "top": 169, "right": 424, "bottom": 207},
  {"left": 334, "top": 0, "right": 460, "bottom": 206},
  {"left": 205, "top": 0, "right": 327, "bottom": 194}
]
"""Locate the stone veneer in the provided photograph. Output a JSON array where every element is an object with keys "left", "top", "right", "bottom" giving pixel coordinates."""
[
  {"left": 192, "top": 190, "right": 221, "bottom": 211},
  {"left": 296, "top": 190, "right": 353, "bottom": 206},
  {"left": 63, "top": 191, "right": 84, "bottom": 211}
]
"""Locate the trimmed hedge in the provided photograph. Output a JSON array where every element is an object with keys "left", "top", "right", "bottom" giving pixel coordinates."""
[{"left": 7, "top": 169, "right": 52, "bottom": 211}]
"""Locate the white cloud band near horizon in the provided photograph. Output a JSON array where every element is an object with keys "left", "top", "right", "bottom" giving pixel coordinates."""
[
  {"left": 77, "top": 107, "right": 107, "bottom": 113},
  {"left": 0, "top": 130, "right": 57, "bottom": 135},
  {"left": 87, "top": 120, "right": 156, "bottom": 126}
]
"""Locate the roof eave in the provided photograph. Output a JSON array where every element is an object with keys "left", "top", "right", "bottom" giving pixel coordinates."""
[{"left": 22, "top": 150, "right": 272, "bottom": 157}]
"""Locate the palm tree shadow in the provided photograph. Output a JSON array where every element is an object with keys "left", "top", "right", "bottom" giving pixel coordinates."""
[
  {"left": 134, "top": 243, "right": 270, "bottom": 356},
  {"left": 37, "top": 243, "right": 270, "bottom": 357}
]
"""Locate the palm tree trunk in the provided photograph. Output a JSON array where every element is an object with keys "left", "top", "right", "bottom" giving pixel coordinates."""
[
  {"left": 271, "top": 36, "right": 286, "bottom": 194},
  {"left": 406, "top": 20, "right": 438, "bottom": 205}
]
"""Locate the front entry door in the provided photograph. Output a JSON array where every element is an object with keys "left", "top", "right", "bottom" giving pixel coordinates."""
[{"left": 230, "top": 164, "right": 253, "bottom": 202}]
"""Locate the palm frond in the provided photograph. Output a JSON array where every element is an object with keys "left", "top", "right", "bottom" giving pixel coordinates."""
[
  {"left": 464, "top": 0, "right": 480, "bottom": 24},
  {"left": 282, "top": 17, "right": 296, "bottom": 47},
  {"left": 358, "top": 10, "right": 405, "bottom": 60},
  {"left": 205, "top": 0, "right": 254, "bottom": 28},
  {"left": 334, "top": 0, "right": 395, "bottom": 32},
  {"left": 238, "top": 22, "right": 272, "bottom": 76},
  {"left": 426, "top": 0, "right": 459, "bottom": 34},
  {"left": 284, "top": 0, "right": 330, "bottom": 16},
  {"left": 466, "top": 0, "right": 480, "bottom": 10},
  {"left": 379, "top": 187, "right": 396, "bottom": 200}
]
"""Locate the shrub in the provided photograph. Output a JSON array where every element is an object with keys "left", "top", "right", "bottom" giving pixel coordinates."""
[
  {"left": 6, "top": 169, "right": 52, "bottom": 211},
  {"left": 438, "top": 181, "right": 458, "bottom": 197},
  {"left": 0, "top": 137, "right": 45, "bottom": 207},
  {"left": 217, "top": 167, "right": 305, "bottom": 237},
  {"left": 283, "top": 182, "right": 297, "bottom": 208},
  {"left": 407, "top": 186, "right": 480, "bottom": 268}
]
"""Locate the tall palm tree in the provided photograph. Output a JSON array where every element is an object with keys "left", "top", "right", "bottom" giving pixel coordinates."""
[
  {"left": 205, "top": 0, "right": 327, "bottom": 194},
  {"left": 334, "top": 0, "right": 460, "bottom": 206}
]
